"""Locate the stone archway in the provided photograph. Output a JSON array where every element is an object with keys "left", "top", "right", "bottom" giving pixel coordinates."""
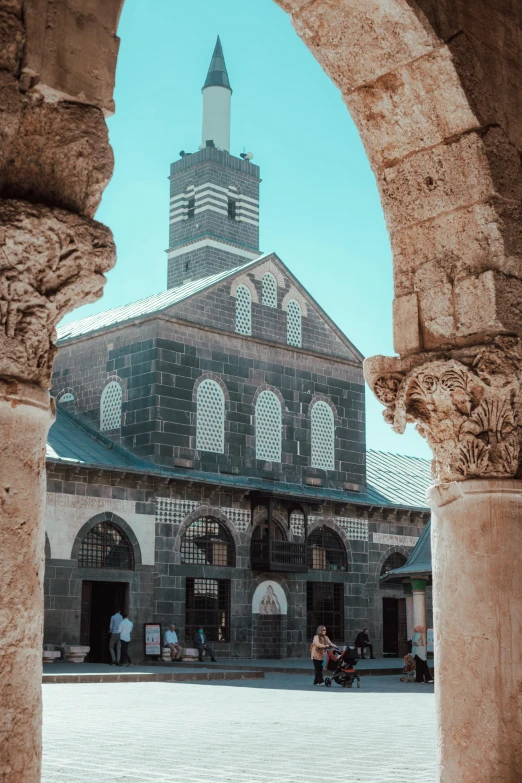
[{"left": 2, "top": 1, "right": 522, "bottom": 782}]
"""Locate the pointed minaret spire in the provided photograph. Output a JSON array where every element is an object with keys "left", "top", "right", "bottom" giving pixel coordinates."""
[
  {"left": 201, "top": 36, "right": 232, "bottom": 152},
  {"left": 203, "top": 36, "right": 232, "bottom": 91}
]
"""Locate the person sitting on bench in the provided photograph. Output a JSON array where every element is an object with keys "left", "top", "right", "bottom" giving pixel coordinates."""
[
  {"left": 355, "top": 628, "right": 376, "bottom": 659},
  {"left": 193, "top": 628, "right": 216, "bottom": 662}
]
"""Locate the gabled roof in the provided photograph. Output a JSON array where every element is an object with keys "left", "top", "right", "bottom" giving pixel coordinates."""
[
  {"left": 380, "top": 520, "right": 432, "bottom": 582},
  {"left": 203, "top": 36, "right": 232, "bottom": 92},
  {"left": 56, "top": 251, "right": 364, "bottom": 362},
  {"left": 365, "top": 450, "right": 432, "bottom": 510},
  {"left": 56, "top": 255, "right": 264, "bottom": 342}
]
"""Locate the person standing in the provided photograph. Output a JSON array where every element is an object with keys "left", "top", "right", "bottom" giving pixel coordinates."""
[
  {"left": 108, "top": 608, "right": 122, "bottom": 665},
  {"left": 412, "top": 624, "right": 433, "bottom": 683},
  {"left": 354, "top": 628, "right": 376, "bottom": 659},
  {"left": 118, "top": 613, "right": 134, "bottom": 667},
  {"left": 164, "top": 624, "right": 182, "bottom": 661},
  {"left": 193, "top": 628, "right": 216, "bottom": 662},
  {"left": 311, "top": 625, "right": 333, "bottom": 686}
]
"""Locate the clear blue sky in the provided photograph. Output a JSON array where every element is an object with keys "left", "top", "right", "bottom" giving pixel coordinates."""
[{"left": 62, "top": 0, "right": 431, "bottom": 460}]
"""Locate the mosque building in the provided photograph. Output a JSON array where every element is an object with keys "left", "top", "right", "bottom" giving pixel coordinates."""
[{"left": 44, "top": 38, "right": 432, "bottom": 662}]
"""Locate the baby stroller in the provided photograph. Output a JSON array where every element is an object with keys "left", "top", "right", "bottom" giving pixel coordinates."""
[
  {"left": 324, "top": 645, "right": 361, "bottom": 689},
  {"left": 400, "top": 653, "right": 416, "bottom": 682}
]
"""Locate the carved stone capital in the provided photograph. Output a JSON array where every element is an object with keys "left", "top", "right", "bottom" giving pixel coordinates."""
[
  {"left": 0, "top": 199, "right": 115, "bottom": 386},
  {"left": 364, "top": 338, "right": 522, "bottom": 482}
]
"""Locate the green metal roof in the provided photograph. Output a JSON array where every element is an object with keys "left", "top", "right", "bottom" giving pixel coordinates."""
[
  {"left": 46, "top": 410, "right": 432, "bottom": 513},
  {"left": 203, "top": 36, "right": 232, "bottom": 92},
  {"left": 366, "top": 450, "right": 431, "bottom": 510},
  {"left": 56, "top": 255, "right": 265, "bottom": 343},
  {"left": 380, "top": 519, "right": 432, "bottom": 581},
  {"left": 46, "top": 408, "right": 151, "bottom": 470}
]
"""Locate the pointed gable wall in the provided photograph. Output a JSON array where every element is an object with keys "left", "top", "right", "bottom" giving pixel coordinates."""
[{"left": 164, "top": 255, "right": 361, "bottom": 363}]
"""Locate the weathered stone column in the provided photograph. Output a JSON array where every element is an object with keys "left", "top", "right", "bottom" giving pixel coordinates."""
[
  {"left": 0, "top": 381, "right": 53, "bottom": 782},
  {"left": 428, "top": 480, "right": 522, "bottom": 782},
  {"left": 0, "top": 4, "right": 119, "bottom": 779},
  {"left": 410, "top": 578, "right": 426, "bottom": 631},
  {"left": 365, "top": 345, "right": 522, "bottom": 781},
  {"left": 402, "top": 582, "right": 413, "bottom": 641}
]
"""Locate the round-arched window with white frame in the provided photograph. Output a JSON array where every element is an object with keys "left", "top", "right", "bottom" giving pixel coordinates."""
[
  {"left": 262, "top": 272, "right": 277, "bottom": 308},
  {"left": 311, "top": 400, "right": 335, "bottom": 470},
  {"left": 286, "top": 299, "right": 302, "bottom": 347},
  {"left": 100, "top": 381, "right": 123, "bottom": 431},
  {"left": 196, "top": 379, "right": 225, "bottom": 453},
  {"left": 235, "top": 284, "right": 252, "bottom": 335},
  {"left": 255, "top": 390, "right": 282, "bottom": 462}
]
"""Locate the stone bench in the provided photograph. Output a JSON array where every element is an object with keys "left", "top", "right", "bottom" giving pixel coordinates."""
[{"left": 182, "top": 647, "right": 200, "bottom": 662}]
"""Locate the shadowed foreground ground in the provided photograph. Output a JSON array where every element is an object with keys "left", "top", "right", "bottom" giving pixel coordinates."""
[{"left": 42, "top": 674, "right": 435, "bottom": 782}]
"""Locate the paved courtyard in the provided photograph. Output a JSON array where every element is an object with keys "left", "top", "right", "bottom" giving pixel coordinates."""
[{"left": 42, "top": 675, "right": 436, "bottom": 783}]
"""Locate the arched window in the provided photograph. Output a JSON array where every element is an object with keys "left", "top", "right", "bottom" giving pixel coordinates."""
[
  {"left": 307, "top": 526, "right": 347, "bottom": 571},
  {"left": 186, "top": 185, "right": 196, "bottom": 219},
  {"left": 262, "top": 272, "right": 277, "bottom": 308},
  {"left": 235, "top": 284, "right": 252, "bottom": 335},
  {"left": 78, "top": 521, "right": 134, "bottom": 570},
  {"left": 380, "top": 552, "right": 407, "bottom": 576},
  {"left": 57, "top": 392, "right": 75, "bottom": 404},
  {"left": 255, "top": 390, "right": 282, "bottom": 462},
  {"left": 311, "top": 401, "right": 335, "bottom": 470},
  {"left": 287, "top": 299, "right": 302, "bottom": 347},
  {"left": 100, "top": 381, "right": 122, "bottom": 431},
  {"left": 196, "top": 379, "right": 225, "bottom": 453},
  {"left": 252, "top": 519, "right": 286, "bottom": 542},
  {"left": 181, "top": 517, "right": 235, "bottom": 567}
]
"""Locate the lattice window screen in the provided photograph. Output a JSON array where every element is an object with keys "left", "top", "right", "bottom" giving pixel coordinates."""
[
  {"left": 287, "top": 299, "right": 302, "bottom": 347},
  {"left": 262, "top": 273, "right": 277, "bottom": 308},
  {"left": 58, "top": 392, "right": 75, "bottom": 403},
  {"left": 100, "top": 381, "right": 122, "bottom": 431},
  {"left": 235, "top": 285, "right": 252, "bottom": 335},
  {"left": 256, "top": 390, "right": 282, "bottom": 462},
  {"left": 311, "top": 401, "right": 335, "bottom": 470},
  {"left": 196, "top": 379, "right": 225, "bottom": 453}
]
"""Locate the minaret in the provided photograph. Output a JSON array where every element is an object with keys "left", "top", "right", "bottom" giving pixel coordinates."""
[
  {"left": 201, "top": 36, "right": 232, "bottom": 152},
  {"left": 167, "top": 37, "right": 261, "bottom": 290}
]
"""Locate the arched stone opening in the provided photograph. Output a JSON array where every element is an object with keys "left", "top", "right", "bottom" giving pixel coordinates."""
[{"left": 2, "top": 1, "right": 522, "bottom": 781}]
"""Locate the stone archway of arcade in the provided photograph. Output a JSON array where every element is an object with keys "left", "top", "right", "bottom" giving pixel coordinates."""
[{"left": 1, "top": 0, "right": 521, "bottom": 781}]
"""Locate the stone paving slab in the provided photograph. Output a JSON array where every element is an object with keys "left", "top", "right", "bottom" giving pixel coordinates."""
[{"left": 42, "top": 674, "right": 436, "bottom": 783}]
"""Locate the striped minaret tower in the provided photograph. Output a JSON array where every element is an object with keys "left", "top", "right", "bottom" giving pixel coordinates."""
[{"left": 167, "top": 37, "right": 261, "bottom": 289}]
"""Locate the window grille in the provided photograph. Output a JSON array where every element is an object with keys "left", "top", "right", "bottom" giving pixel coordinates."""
[
  {"left": 262, "top": 273, "right": 277, "bottom": 308},
  {"left": 196, "top": 379, "right": 225, "bottom": 453},
  {"left": 187, "top": 196, "right": 195, "bottom": 218},
  {"left": 235, "top": 284, "right": 252, "bottom": 335},
  {"left": 306, "top": 582, "right": 344, "bottom": 642},
  {"left": 287, "top": 299, "right": 302, "bottom": 347},
  {"left": 78, "top": 521, "right": 134, "bottom": 570},
  {"left": 58, "top": 392, "right": 75, "bottom": 403},
  {"left": 311, "top": 401, "right": 335, "bottom": 470},
  {"left": 228, "top": 198, "right": 237, "bottom": 219},
  {"left": 380, "top": 552, "right": 407, "bottom": 576},
  {"left": 181, "top": 517, "right": 235, "bottom": 567},
  {"left": 307, "top": 526, "right": 347, "bottom": 571},
  {"left": 100, "top": 381, "right": 122, "bottom": 431},
  {"left": 255, "top": 390, "right": 282, "bottom": 462},
  {"left": 185, "top": 578, "right": 230, "bottom": 642}
]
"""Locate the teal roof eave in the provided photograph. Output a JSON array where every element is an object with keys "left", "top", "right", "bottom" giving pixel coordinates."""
[{"left": 380, "top": 519, "right": 432, "bottom": 582}]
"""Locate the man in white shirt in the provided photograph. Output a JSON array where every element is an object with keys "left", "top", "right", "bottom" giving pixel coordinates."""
[
  {"left": 164, "top": 624, "right": 182, "bottom": 661},
  {"left": 108, "top": 609, "right": 122, "bottom": 665},
  {"left": 117, "top": 613, "right": 133, "bottom": 667}
]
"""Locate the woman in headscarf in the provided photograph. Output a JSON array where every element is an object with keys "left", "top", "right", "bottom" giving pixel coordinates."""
[
  {"left": 411, "top": 624, "right": 433, "bottom": 683},
  {"left": 311, "top": 625, "right": 333, "bottom": 686}
]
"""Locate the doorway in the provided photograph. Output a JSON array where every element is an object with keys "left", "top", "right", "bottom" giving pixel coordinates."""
[
  {"left": 80, "top": 581, "right": 128, "bottom": 663},
  {"left": 382, "top": 597, "right": 407, "bottom": 657}
]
